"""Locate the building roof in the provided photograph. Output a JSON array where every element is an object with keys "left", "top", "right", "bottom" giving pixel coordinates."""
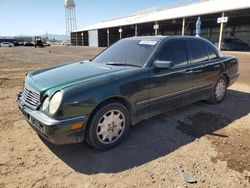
[
  {"left": 74, "top": 0, "right": 250, "bottom": 32},
  {"left": 0, "top": 36, "right": 15, "bottom": 39}
]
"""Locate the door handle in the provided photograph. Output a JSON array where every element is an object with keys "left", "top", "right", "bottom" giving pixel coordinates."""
[{"left": 185, "top": 70, "right": 193, "bottom": 74}]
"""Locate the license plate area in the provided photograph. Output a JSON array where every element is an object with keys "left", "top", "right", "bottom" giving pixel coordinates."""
[{"left": 22, "top": 111, "right": 44, "bottom": 132}]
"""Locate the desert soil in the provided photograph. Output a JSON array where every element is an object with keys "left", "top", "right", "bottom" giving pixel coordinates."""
[{"left": 0, "top": 46, "right": 249, "bottom": 188}]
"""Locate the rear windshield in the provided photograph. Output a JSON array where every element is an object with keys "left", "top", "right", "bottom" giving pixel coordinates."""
[{"left": 93, "top": 39, "right": 158, "bottom": 67}]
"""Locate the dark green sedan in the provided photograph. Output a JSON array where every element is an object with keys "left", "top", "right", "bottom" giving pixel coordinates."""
[{"left": 17, "top": 36, "right": 239, "bottom": 150}]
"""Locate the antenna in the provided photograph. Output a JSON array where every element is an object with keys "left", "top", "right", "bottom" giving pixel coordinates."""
[{"left": 65, "top": 0, "right": 77, "bottom": 35}]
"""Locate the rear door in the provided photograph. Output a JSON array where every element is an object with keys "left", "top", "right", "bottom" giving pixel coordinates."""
[{"left": 186, "top": 38, "right": 221, "bottom": 100}]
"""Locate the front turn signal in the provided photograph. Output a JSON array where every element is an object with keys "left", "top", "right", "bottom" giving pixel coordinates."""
[{"left": 71, "top": 122, "right": 84, "bottom": 130}]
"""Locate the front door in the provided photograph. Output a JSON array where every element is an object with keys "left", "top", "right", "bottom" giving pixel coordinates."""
[{"left": 147, "top": 39, "right": 193, "bottom": 114}]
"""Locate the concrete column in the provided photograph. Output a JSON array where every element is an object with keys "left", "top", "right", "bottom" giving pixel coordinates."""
[
  {"left": 107, "top": 29, "right": 110, "bottom": 47},
  {"left": 182, "top": 18, "right": 185, "bottom": 36},
  {"left": 135, "top": 24, "right": 138, "bottom": 36},
  {"left": 218, "top": 12, "right": 225, "bottom": 50}
]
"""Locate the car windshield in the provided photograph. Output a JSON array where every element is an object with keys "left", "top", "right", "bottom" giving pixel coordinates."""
[{"left": 93, "top": 39, "right": 158, "bottom": 67}]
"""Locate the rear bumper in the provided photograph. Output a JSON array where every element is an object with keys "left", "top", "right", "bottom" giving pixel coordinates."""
[
  {"left": 228, "top": 72, "right": 240, "bottom": 87},
  {"left": 17, "top": 96, "right": 87, "bottom": 145}
]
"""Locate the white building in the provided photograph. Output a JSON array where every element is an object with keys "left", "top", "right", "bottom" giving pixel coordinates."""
[{"left": 71, "top": 0, "right": 250, "bottom": 49}]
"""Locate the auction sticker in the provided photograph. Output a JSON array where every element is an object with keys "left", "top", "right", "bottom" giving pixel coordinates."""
[{"left": 139, "top": 40, "right": 158, "bottom": 46}]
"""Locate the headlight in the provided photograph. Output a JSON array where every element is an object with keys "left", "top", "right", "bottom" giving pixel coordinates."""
[
  {"left": 49, "top": 91, "right": 63, "bottom": 115},
  {"left": 41, "top": 97, "right": 49, "bottom": 111}
]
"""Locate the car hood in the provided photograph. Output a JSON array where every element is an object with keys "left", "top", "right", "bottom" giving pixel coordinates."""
[{"left": 26, "top": 61, "right": 134, "bottom": 92}]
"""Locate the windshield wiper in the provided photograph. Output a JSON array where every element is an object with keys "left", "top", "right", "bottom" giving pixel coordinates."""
[{"left": 105, "top": 62, "right": 141, "bottom": 67}]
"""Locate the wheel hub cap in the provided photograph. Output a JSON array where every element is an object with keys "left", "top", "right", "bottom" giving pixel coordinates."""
[
  {"left": 215, "top": 79, "right": 226, "bottom": 100},
  {"left": 96, "top": 110, "right": 125, "bottom": 144}
]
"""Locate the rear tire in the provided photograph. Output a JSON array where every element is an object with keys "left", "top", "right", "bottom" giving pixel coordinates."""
[
  {"left": 85, "top": 102, "right": 131, "bottom": 150},
  {"left": 207, "top": 76, "right": 227, "bottom": 104}
]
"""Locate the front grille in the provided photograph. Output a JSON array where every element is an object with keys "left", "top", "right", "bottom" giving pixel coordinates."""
[{"left": 21, "top": 84, "right": 40, "bottom": 109}]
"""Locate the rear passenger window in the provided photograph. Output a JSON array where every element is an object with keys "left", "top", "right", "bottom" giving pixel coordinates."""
[
  {"left": 206, "top": 43, "right": 218, "bottom": 60},
  {"left": 158, "top": 40, "right": 187, "bottom": 67},
  {"left": 189, "top": 40, "right": 209, "bottom": 63}
]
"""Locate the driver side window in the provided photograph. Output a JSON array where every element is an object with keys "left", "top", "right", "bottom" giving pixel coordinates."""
[{"left": 158, "top": 40, "right": 188, "bottom": 67}]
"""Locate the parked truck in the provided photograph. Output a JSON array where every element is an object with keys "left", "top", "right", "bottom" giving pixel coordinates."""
[{"left": 34, "top": 36, "right": 44, "bottom": 48}]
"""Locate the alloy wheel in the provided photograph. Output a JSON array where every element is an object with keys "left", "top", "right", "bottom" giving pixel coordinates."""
[
  {"left": 96, "top": 110, "right": 125, "bottom": 144},
  {"left": 215, "top": 79, "right": 226, "bottom": 100}
]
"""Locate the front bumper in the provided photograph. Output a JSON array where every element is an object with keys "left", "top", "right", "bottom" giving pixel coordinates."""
[{"left": 17, "top": 96, "right": 87, "bottom": 145}]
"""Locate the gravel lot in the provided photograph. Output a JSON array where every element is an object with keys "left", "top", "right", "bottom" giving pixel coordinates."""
[{"left": 0, "top": 46, "right": 249, "bottom": 188}]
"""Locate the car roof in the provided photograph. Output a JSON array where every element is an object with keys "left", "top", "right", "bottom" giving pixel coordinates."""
[
  {"left": 125, "top": 36, "right": 167, "bottom": 41},
  {"left": 124, "top": 35, "right": 207, "bottom": 42}
]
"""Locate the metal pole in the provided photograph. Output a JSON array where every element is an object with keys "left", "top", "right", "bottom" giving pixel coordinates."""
[
  {"left": 135, "top": 24, "right": 138, "bottom": 36},
  {"left": 81, "top": 33, "right": 84, "bottom": 46},
  {"left": 72, "top": 9, "right": 74, "bottom": 31},
  {"left": 73, "top": 8, "right": 77, "bottom": 30},
  {"left": 218, "top": 12, "right": 225, "bottom": 50},
  {"left": 69, "top": 9, "right": 72, "bottom": 32},
  {"left": 67, "top": 9, "right": 69, "bottom": 34},
  {"left": 209, "top": 27, "right": 212, "bottom": 39},
  {"left": 155, "top": 22, "right": 158, "bottom": 36},
  {"left": 182, "top": 18, "right": 185, "bottom": 36},
  {"left": 107, "top": 29, "right": 110, "bottom": 47},
  {"left": 71, "top": 9, "right": 74, "bottom": 31},
  {"left": 65, "top": 8, "right": 68, "bottom": 34},
  {"left": 119, "top": 27, "right": 122, "bottom": 39},
  {"left": 76, "top": 33, "right": 77, "bottom": 46}
]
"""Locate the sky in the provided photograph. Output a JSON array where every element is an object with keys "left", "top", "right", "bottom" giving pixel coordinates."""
[{"left": 0, "top": 0, "right": 182, "bottom": 36}]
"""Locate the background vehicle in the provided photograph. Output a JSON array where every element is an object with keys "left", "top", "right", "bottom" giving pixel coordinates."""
[
  {"left": 0, "top": 42, "right": 14, "bottom": 47},
  {"left": 17, "top": 36, "right": 239, "bottom": 150},
  {"left": 13, "top": 41, "right": 19, "bottom": 46},
  {"left": 34, "top": 36, "right": 44, "bottom": 48},
  {"left": 24, "top": 42, "right": 35, "bottom": 46},
  {"left": 215, "top": 37, "right": 250, "bottom": 51},
  {"left": 18, "top": 42, "right": 24, "bottom": 46},
  {"left": 61, "top": 41, "right": 71, "bottom": 46},
  {"left": 43, "top": 43, "right": 51, "bottom": 47}
]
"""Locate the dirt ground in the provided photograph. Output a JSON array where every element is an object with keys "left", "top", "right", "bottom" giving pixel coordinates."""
[{"left": 0, "top": 46, "right": 249, "bottom": 188}]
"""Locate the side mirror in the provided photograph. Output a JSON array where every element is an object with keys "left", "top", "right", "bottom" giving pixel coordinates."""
[{"left": 154, "top": 60, "right": 173, "bottom": 69}]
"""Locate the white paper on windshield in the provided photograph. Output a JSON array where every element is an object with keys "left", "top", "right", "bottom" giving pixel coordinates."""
[{"left": 139, "top": 40, "right": 158, "bottom": 46}]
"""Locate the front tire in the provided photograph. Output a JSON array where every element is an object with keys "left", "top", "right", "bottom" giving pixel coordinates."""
[
  {"left": 208, "top": 76, "right": 227, "bottom": 104},
  {"left": 85, "top": 102, "right": 131, "bottom": 150}
]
